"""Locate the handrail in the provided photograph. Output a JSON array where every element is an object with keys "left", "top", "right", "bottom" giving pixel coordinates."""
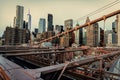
[{"left": 0, "top": 67, "right": 10, "bottom": 80}]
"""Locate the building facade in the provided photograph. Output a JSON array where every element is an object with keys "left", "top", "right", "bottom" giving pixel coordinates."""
[
  {"left": 55, "top": 25, "right": 64, "bottom": 34},
  {"left": 111, "top": 14, "right": 120, "bottom": 46},
  {"left": 27, "top": 10, "right": 31, "bottom": 31},
  {"left": 86, "top": 17, "right": 99, "bottom": 47},
  {"left": 23, "top": 21, "right": 28, "bottom": 29},
  {"left": 79, "top": 28, "right": 83, "bottom": 45},
  {"left": 82, "top": 28, "right": 87, "bottom": 45},
  {"left": 47, "top": 14, "right": 53, "bottom": 31},
  {"left": 117, "top": 14, "right": 120, "bottom": 46},
  {"left": 64, "top": 19, "right": 73, "bottom": 31},
  {"left": 64, "top": 19, "right": 74, "bottom": 47},
  {"left": 108, "top": 33, "right": 112, "bottom": 45},
  {"left": 13, "top": 17, "right": 16, "bottom": 27},
  {"left": 16, "top": 5, "right": 24, "bottom": 28},
  {"left": 100, "top": 28, "right": 104, "bottom": 46},
  {"left": 39, "top": 18, "right": 46, "bottom": 33},
  {"left": 35, "top": 28, "right": 38, "bottom": 34},
  {"left": 4, "top": 27, "right": 30, "bottom": 45}
]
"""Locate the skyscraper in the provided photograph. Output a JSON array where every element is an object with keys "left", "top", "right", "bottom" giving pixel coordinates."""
[
  {"left": 27, "top": 10, "right": 31, "bottom": 31},
  {"left": 23, "top": 21, "right": 28, "bottom": 29},
  {"left": 39, "top": 18, "right": 46, "bottom": 33},
  {"left": 64, "top": 19, "right": 74, "bottom": 46},
  {"left": 47, "top": 14, "right": 53, "bottom": 31},
  {"left": 112, "top": 21, "right": 117, "bottom": 33},
  {"left": 4, "top": 26, "right": 30, "bottom": 45},
  {"left": 83, "top": 28, "right": 87, "bottom": 45},
  {"left": 116, "top": 14, "right": 120, "bottom": 46},
  {"left": 64, "top": 19, "right": 73, "bottom": 31},
  {"left": 55, "top": 25, "right": 64, "bottom": 34},
  {"left": 100, "top": 28, "right": 104, "bottom": 46},
  {"left": 79, "top": 28, "right": 83, "bottom": 45},
  {"left": 86, "top": 17, "right": 99, "bottom": 47},
  {"left": 35, "top": 28, "right": 38, "bottom": 34},
  {"left": 13, "top": 17, "right": 16, "bottom": 27},
  {"left": 16, "top": 5, "right": 24, "bottom": 28},
  {"left": 110, "top": 14, "right": 120, "bottom": 46}
]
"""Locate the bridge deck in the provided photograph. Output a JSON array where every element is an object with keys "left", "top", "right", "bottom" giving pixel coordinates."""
[{"left": 0, "top": 55, "right": 43, "bottom": 80}]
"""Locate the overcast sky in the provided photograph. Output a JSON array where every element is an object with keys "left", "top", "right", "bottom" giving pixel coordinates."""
[{"left": 0, "top": 0, "right": 120, "bottom": 36}]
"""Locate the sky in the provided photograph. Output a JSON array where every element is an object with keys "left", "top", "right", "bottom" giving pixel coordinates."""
[{"left": 0, "top": 0, "right": 120, "bottom": 37}]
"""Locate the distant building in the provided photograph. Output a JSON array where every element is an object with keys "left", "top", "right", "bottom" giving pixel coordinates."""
[
  {"left": 23, "top": 20, "right": 28, "bottom": 29},
  {"left": 116, "top": 14, "right": 120, "bottom": 46},
  {"left": 112, "top": 20, "right": 117, "bottom": 33},
  {"left": 55, "top": 25, "right": 64, "bottom": 34},
  {"left": 112, "top": 20, "right": 117, "bottom": 44},
  {"left": 64, "top": 19, "right": 74, "bottom": 47},
  {"left": 35, "top": 28, "right": 38, "bottom": 34},
  {"left": 112, "top": 32, "right": 117, "bottom": 44},
  {"left": 108, "top": 33, "right": 112, "bottom": 45},
  {"left": 93, "top": 23, "right": 99, "bottom": 47},
  {"left": 4, "top": 27, "right": 30, "bottom": 45},
  {"left": 16, "top": 5, "right": 24, "bottom": 28},
  {"left": 27, "top": 10, "right": 31, "bottom": 31},
  {"left": 39, "top": 18, "right": 46, "bottom": 33},
  {"left": 0, "top": 37, "right": 2, "bottom": 45},
  {"left": 47, "top": 14, "right": 53, "bottom": 31},
  {"left": 105, "top": 30, "right": 117, "bottom": 46},
  {"left": 60, "top": 36, "right": 69, "bottom": 47},
  {"left": 110, "top": 14, "right": 120, "bottom": 46},
  {"left": 75, "top": 23, "right": 83, "bottom": 45},
  {"left": 79, "top": 28, "right": 83, "bottom": 45},
  {"left": 100, "top": 28, "right": 104, "bottom": 46},
  {"left": 13, "top": 17, "right": 16, "bottom": 27},
  {"left": 86, "top": 17, "right": 99, "bottom": 47},
  {"left": 105, "top": 30, "right": 112, "bottom": 45},
  {"left": 36, "top": 31, "right": 55, "bottom": 44},
  {"left": 64, "top": 19, "right": 73, "bottom": 31},
  {"left": 83, "top": 28, "right": 87, "bottom": 45},
  {"left": 23, "top": 21, "right": 26, "bottom": 28}
]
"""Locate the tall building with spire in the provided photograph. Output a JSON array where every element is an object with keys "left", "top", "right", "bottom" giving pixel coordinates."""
[
  {"left": 27, "top": 10, "right": 31, "bottom": 31},
  {"left": 16, "top": 5, "right": 24, "bottom": 28}
]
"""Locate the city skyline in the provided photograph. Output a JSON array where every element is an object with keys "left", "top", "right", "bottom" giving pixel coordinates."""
[{"left": 0, "top": 0, "right": 120, "bottom": 36}]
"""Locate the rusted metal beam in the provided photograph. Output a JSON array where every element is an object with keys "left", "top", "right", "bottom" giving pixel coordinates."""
[
  {"left": 0, "top": 67, "right": 10, "bottom": 80},
  {"left": 3, "top": 48, "right": 85, "bottom": 57},
  {"left": 104, "top": 71, "right": 120, "bottom": 77},
  {"left": 33, "top": 51, "right": 120, "bottom": 74},
  {"left": 0, "top": 56, "right": 43, "bottom": 80},
  {"left": 57, "top": 62, "right": 70, "bottom": 80},
  {"left": 64, "top": 70, "right": 97, "bottom": 80},
  {"left": 85, "top": 67, "right": 120, "bottom": 77},
  {"left": 39, "top": 10, "right": 120, "bottom": 43},
  {"left": 0, "top": 48, "right": 64, "bottom": 53}
]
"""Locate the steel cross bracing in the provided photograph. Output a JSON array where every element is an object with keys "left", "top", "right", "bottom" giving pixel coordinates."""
[
  {"left": 1, "top": 47, "right": 120, "bottom": 79},
  {"left": 3, "top": 48, "right": 86, "bottom": 66},
  {"left": 28, "top": 50, "right": 120, "bottom": 80},
  {"left": 3, "top": 48, "right": 85, "bottom": 56},
  {"left": 0, "top": 48, "right": 64, "bottom": 53}
]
